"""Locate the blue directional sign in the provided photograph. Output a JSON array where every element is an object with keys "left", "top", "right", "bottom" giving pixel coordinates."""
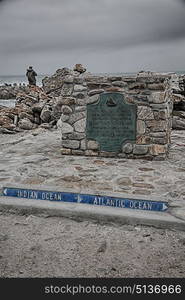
[{"left": 2, "top": 187, "right": 168, "bottom": 212}]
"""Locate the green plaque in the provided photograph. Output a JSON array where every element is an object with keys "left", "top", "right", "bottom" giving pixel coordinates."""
[{"left": 86, "top": 93, "right": 136, "bottom": 152}]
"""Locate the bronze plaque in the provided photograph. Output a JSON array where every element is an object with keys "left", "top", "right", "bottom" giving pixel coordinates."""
[{"left": 86, "top": 93, "right": 136, "bottom": 152}]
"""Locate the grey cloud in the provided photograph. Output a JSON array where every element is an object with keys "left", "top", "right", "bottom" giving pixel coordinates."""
[{"left": 0, "top": 0, "right": 185, "bottom": 74}]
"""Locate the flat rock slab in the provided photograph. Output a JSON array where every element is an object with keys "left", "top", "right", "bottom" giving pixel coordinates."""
[{"left": 0, "top": 128, "right": 185, "bottom": 223}]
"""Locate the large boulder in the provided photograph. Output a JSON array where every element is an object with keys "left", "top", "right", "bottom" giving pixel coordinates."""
[
  {"left": 40, "top": 105, "right": 52, "bottom": 123},
  {"left": 18, "top": 118, "right": 34, "bottom": 130}
]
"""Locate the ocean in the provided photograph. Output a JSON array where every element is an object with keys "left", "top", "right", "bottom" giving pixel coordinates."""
[{"left": 0, "top": 74, "right": 46, "bottom": 87}]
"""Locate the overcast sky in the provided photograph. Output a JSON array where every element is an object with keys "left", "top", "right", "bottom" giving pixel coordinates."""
[{"left": 0, "top": 0, "right": 185, "bottom": 75}]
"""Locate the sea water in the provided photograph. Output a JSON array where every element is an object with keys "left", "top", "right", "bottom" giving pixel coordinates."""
[{"left": 0, "top": 74, "right": 46, "bottom": 87}]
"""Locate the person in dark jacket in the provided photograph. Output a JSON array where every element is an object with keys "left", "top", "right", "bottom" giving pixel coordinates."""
[{"left": 26, "top": 66, "right": 37, "bottom": 86}]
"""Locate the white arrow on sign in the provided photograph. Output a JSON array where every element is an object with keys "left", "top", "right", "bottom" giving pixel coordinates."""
[
  {"left": 162, "top": 203, "right": 168, "bottom": 211},
  {"left": 3, "top": 188, "right": 7, "bottom": 196}
]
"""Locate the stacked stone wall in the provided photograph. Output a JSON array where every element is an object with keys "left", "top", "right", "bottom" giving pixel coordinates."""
[{"left": 57, "top": 72, "right": 174, "bottom": 159}]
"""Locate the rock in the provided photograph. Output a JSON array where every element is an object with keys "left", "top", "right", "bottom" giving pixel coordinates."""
[
  {"left": 136, "top": 136, "right": 151, "bottom": 144},
  {"left": 173, "top": 111, "right": 185, "bottom": 119},
  {"left": 75, "top": 106, "right": 86, "bottom": 112},
  {"left": 137, "top": 106, "right": 153, "bottom": 120},
  {"left": 18, "top": 118, "right": 34, "bottom": 130},
  {"left": 173, "top": 100, "right": 185, "bottom": 112},
  {"left": 61, "top": 105, "right": 73, "bottom": 115},
  {"left": 132, "top": 183, "right": 154, "bottom": 189},
  {"left": 116, "top": 177, "right": 132, "bottom": 186},
  {"left": 138, "top": 167, "right": 154, "bottom": 171},
  {"left": 75, "top": 99, "right": 86, "bottom": 106},
  {"left": 88, "top": 89, "right": 104, "bottom": 96},
  {"left": 56, "top": 96, "right": 75, "bottom": 106},
  {"left": 149, "top": 144, "right": 167, "bottom": 156},
  {"left": 73, "top": 85, "right": 87, "bottom": 92},
  {"left": 34, "top": 113, "right": 41, "bottom": 125},
  {"left": 74, "top": 118, "right": 86, "bottom": 132},
  {"left": 0, "top": 115, "right": 13, "bottom": 127},
  {"left": 61, "top": 84, "right": 73, "bottom": 97},
  {"left": 74, "top": 77, "right": 84, "bottom": 84},
  {"left": 80, "top": 139, "right": 86, "bottom": 150},
  {"left": 150, "top": 132, "right": 166, "bottom": 138},
  {"left": 128, "top": 82, "right": 146, "bottom": 90},
  {"left": 60, "top": 114, "right": 70, "bottom": 122},
  {"left": 172, "top": 116, "right": 185, "bottom": 130},
  {"left": 61, "top": 148, "right": 71, "bottom": 155},
  {"left": 105, "top": 87, "right": 123, "bottom": 92},
  {"left": 172, "top": 94, "right": 185, "bottom": 104},
  {"left": 0, "top": 127, "right": 16, "bottom": 134},
  {"left": 87, "top": 140, "right": 99, "bottom": 150},
  {"left": 67, "top": 132, "right": 86, "bottom": 140},
  {"left": 40, "top": 123, "right": 51, "bottom": 129},
  {"left": 108, "top": 76, "right": 122, "bottom": 81},
  {"left": 85, "top": 150, "right": 98, "bottom": 156},
  {"left": 86, "top": 94, "right": 99, "bottom": 104},
  {"left": 133, "top": 145, "right": 149, "bottom": 155},
  {"left": 63, "top": 75, "right": 74, "bottom": 84},
  {"left": 101, "top": 83, "right": 112, "bottom": 89},
  {"left": 61, "top": 122, "right": 74, "bottom": 134},
  {"left": 73, "top": 64, "right": 86, "bottom": 74},
  {"left": 71, "top": 150, "right": 84, "bottom": 155},
  {"left": 146, "top": 120, "right": 167, "bottom": 131},
  {"left": 148, "top": 83, "right": 165, "bottom": 90},
  {"left": 112, "top": 81, "right": 127, "bottom": 87},
  {"left": 40, "top": 105, "right": 52, "bottom": 123},
  {"left": 0, "top": 234, "right": 8, "bottom": 241},
  {"left": 56, "top": 118, "right": 63, "bottom": 129},
  {"left": 62, "top": 140, "right": 80, "bottom": 149},
  {"left": 153, "top": 110, "right": 168, "bottom": 120},
  {"left": 72, "top": 92, "right": 86, "bottom": 99},
  {"left": 137, "top": 120, "right": 146, "bottom": 135},
  {"left": 97, "top": 241, "right": 107, "bottom": 253},
  {"left": 152, "top": 137, "right": 167, "bottom": 145},
  {"left": 32, "top": 102, "right": 45, "bottom": 113},
  {"left": 122, "top": 143, "right": 133, "bottom": 154},
  {"left": 149, "top": 92, "right": 165, "bottom": 104},
  {"left": 86, "top": 82, "right": 101, "bottom": 90},
  {"left": 68, "top": 112, "right": 86, "bottom": 125},
  {"left": 19, "top": 112, "right": 34, "bottom": 123},
  {"left": 143, "top": 233, "right": 151, "bottom": 237}
]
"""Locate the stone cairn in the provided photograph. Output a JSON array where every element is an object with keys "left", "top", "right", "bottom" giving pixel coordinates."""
[
  {"left": 57, "top": 70, "right": 175, "bottom": 160},
  {"left": 0, "top": 65, "right": 87, "bottom": 133}
]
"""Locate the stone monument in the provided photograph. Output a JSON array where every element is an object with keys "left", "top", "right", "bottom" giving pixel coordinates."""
[{"left": 59, "top": 72, "right": 173, "bottom": 160}]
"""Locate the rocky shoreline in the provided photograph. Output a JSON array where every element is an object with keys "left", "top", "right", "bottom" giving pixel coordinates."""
[
  {"left": 0, "top": 66, "right": 185, "bottom": 134},
  {"left": 0, "top": 83, "right": 28, "bottom": 100}
]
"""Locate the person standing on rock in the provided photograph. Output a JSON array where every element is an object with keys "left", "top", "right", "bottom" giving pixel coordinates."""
[{"left": 26, "top": 66, "right": 37, "bottom": 86}]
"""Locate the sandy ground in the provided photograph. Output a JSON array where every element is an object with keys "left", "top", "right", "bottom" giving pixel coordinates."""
[
  {"left": 0, "top": 128, "right": 185, "bottom": 277},
  {"left": 0, "top": 211, "right": 185, "bottom": 278}
]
